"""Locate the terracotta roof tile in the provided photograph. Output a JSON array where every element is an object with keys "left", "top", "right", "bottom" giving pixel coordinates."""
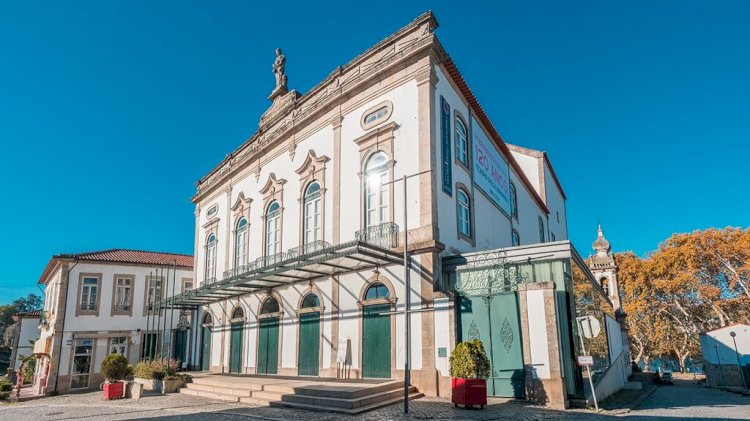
[{"left": 55, "top": 249, "right": 193, "bottom": 268}]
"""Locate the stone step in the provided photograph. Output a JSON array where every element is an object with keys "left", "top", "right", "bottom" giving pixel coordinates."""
[
  {"left": 278, "top": 386, "right": 418, "bottom": 409},
  {"left": 189, "top": 377, "right": 263, "bottom": 391},
  {"left": 185, "top": 382, "right": 253, "bottom": 397},
  {"left": 284, "top": 380, "right": 404, "bottom": 399},
  {"left": 179, "top": 387, "right": 240, "bottom": 402},
  {"left": 268, "top": 392, "right": 424, "bottom": 414}
]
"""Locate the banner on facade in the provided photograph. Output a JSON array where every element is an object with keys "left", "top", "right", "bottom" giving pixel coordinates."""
[
  {"left": 440, "top": 96, "right": 452, "bottom": 195},
  {"left": 471, "top": 117, "right": 511, "bottom": 215}
]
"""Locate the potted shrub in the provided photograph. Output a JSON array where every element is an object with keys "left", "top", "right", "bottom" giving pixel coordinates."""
[
  {"left": 133, "top": 358, "right": 180, "bottom": 393},
  {"left": 101, "top": 354, "right": 133, "bottom": 400},
  {"left": 163, "top": 373, "right": 190, "bottom": 394},
  {"left": 449, "top": 339, "right": 490, "bottom": 409},
  {"left": 0, "top": 380, "right": 13, "bottom": 400}
]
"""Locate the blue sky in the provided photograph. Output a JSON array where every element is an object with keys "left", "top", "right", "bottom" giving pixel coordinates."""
[{"left": 1, "top": 1, "right": 748, "bottom": 303}]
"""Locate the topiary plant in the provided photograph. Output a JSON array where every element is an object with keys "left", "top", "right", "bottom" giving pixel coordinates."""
[
  {"left": 101, "top": 354, "right": 133, "bottom": 383},
  {"left": 449, "top": 339, "right": 491, "bottom": 379}
]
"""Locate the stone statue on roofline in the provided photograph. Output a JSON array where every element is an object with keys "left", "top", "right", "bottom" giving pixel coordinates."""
[{"left": 272, "top": 48, "right": 287, "bottom": 93}]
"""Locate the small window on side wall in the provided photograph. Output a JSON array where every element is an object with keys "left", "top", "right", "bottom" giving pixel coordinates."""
[
  {"left": 457, "top": 189, "right": 471, "bottom": 239},
  {"left": 538, "top": 216, "right": 545, "bottom": 243},
  {"left": 510, "top": 183, "right": 518, "bottom": 219},
  {"left": 512, "top": 230, "right": 520, "bottom": 246},
  {"left": 455, "top": 118, "right": 468, "bottom": 167}
]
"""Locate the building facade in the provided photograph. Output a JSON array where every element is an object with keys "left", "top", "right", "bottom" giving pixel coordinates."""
[
  {"left": 8, "top": 310, "right": 42, "bottom": 382},
  {"left": 700, "top": 323, "right": 750, "bottom": 389},
  {"left": 159, "top": 12, "right": 620, "bottom": 408},
  {"left": 33, "top": 249, "right": 193, "bottom": 395}
]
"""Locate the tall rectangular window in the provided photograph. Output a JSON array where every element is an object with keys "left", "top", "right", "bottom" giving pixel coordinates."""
[
  {"left": 113, "top": 277, "right": 132, "bottom": 314},
  {"left": 79, "top": 277, "right": 99, "bottom": 313},
  {"left": 109, "top": 337, "right": 127, "bottom": 356},
  {"left": 538, "top": 216, "right": 546, "bottom": 243},
  {"left": 145, "top": 278, "right": 163, "bottom": 314}
]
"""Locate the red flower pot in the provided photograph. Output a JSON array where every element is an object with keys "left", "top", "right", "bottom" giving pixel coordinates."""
[
  {"left": 103, "top": 381, "right": 124, "bottom": 400},
  {"left": 451, "top": 377, "right": 487, "bottom": 409}
]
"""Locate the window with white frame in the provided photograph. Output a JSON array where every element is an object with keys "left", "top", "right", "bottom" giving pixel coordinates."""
[
  {"left": 510, "top": 182, "right": 518, "bottom": 219},
  {"left": 79, "top": 277, "right": 98, "bottom": 312},
  {"left": 455, "top": 117, "right": 468, "bottom": 166},
  {"left": 146, "top": 277, "right": 163, "bottom": 313},
  {"left": 457, "top": 189, "right": 471, "bottom": 238},
  {"left": 109, "top": 336, "right": 127, "bottom": 356},
  {"left": 183, "top": 279, "right": 193, "bottom": 292},
  {"left": 265, "top": 201, "right": 281, "bottom": 263},
  {"left": 205, "top": 233, "right": 217, "bottom": 282},
  {"left": 234, "top": 217, "right": 248, "bottom": 269},
  {"left": 538, "top": 216, "right": 545, "bottom": 243},
  {"left": 303, "top": 181, "right": 322, "bottom": 245},
  {"left": 364, "top": 152, "right": 389, "bottom": 227},
  {"left": 113, "top": 277, "right": 132, "bottom": 313}
]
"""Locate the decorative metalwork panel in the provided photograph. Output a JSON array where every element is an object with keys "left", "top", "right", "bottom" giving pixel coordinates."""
[
  {"left": 177, "top": 310, "right": 191, "bottom": 330},
  {"left": 500, "top": 318, "right": 513, "bottom": 353},
  {"left": 455, "top": 251, "right": 529, "bottom": 296},
  {"left": 355, "top": 222, "right": 399, "bottom": 249}
]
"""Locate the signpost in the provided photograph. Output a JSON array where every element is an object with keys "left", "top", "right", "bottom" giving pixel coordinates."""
[{"left": 576, "top": 316, "right": 600, "bottom": 412}]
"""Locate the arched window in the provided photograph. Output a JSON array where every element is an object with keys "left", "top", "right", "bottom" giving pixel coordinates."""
[
  {"left": 205, "top": 233, "right": 217, "bottom": 282},
  {"left": 455, "top": 117, "right": 468, "bottom": 166},
  {"left": 457, "top": 189, "right": 471, "bottom": 238},
  {"left": 301, "top": 293, "right": 320, "bottom": 308},
  {"left": 600, "top": 278, "right": 609, "bottom": 296},
  {"left": 260, "top": 297, "right": 280, "bottom": 314},
  {"left": 538, "top": 216, "right": 545, "bottom": 243},
  {"left": 512, "top": 230, "right": 520, "bottom": 246},
  {"left": 364, "top": 282, "right": 390, "bottom": 300},
  {"left": 202, "top": 313, "right": 213, "bottom": 326},
  {"left": 265, "top": 201, "right": 281, "bottom": 262},
  {"left": 234, "top": 217, "right": 248, "bottom": 269},
  {"left": 510, "top": 183, "right": 518, "bottom": 219},
  {"left": 364, "top": 152, "right": 389, "bottom": 227},
  {"left": 303, "top": 182, "right": 322, "bottom": 245},
  {"left": 232, "top": 307, "right": 244, "bottom": 320}
]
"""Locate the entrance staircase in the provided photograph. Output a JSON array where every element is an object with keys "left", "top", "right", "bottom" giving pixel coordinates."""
[{"left": 179, "top": 374, "right": 423, "bottom": 414}]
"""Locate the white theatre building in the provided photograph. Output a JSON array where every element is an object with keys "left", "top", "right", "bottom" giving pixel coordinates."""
[{"left": 161, "top": 12, "right": 622, "bottom": 408}]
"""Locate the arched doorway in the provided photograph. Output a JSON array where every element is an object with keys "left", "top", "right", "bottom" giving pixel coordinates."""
[
  {"left": 257, "top": 297, "right": 280, "bottom": 375},
  {"left": 229, "top": 307, "right": 245, "bottom": 374},
  {"left": 200, "top": 313, "right": 213, "bottom": 371},
  {"left": 297, "top": 293, "right": 321, "bottom": 376},
  {"left": 361, "top": 282, "right": 391, "bottom": 378}
]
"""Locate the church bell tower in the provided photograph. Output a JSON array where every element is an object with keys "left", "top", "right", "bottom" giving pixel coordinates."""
[{"left": 587, "top": 225, "right": 623, "bottom": 313}]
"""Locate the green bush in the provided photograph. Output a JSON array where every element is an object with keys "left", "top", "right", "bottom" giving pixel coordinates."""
[
  {"left": 133, "top": 358, "right": 179, "bottom": 380},
  {"left": 0, "top": 380, "right": 13, "bottom": 392},
  {"left": 449, "top": 339, "right": 491, "bottom": 379},
  {"left": 101, "top": 354, "right": 133, "bottom": 382}
]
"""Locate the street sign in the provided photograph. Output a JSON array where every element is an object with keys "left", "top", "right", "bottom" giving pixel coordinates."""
[
  {"left": 578, "top": 355, "right": 594, "bottom": 366},
  {"left": 576, "top": 315, "right": 601, "bottom": 339}
]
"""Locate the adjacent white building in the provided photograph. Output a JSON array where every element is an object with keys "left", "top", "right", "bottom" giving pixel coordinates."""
[
  {"left": 7, "top": 310, "right": 42, "bottom": 381},
  {"left": 701, "top": 323, "right": 750, "bottom": 388},
  {"left": 32, "top": 249, "right": 193, "bottom": 394}
]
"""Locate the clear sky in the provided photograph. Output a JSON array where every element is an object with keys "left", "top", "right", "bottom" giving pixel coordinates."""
[{"left": 1, "top": 1, "right": 748, "bottom": 304}]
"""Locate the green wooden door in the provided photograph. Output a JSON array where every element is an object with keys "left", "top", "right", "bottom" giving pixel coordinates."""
[
  {"left": 257, "top": 317, "right": 279, "bottom": 375},
  {"left": 201, "top": 326, "right": 211, "bottom": 371},
  {"left": 362, "top": 304, "right": 391, "bottom": 378},
  {"left": 459, "top": 293, "right": 525, "bottom": 398},
  {"left": 173, "top": 330, "right": 187, "bottom": 366},
  {"left": 230, "top": 322, "right": 243, "bottom": 374},
  {"left": 298, "top": 312, "right": 320, "bottom": 376}
]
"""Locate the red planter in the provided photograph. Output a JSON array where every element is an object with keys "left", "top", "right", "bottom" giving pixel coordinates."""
[
  {"left": 451, "top": 377, "right": 487, "bottom": 409},
  {"left": 103, "top": 381, "right": 124, "bottom": 400}
]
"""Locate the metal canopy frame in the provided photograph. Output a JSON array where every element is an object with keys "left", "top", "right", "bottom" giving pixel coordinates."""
[{"left": 156, "top": 239, "right": 402, "bottom": 310}]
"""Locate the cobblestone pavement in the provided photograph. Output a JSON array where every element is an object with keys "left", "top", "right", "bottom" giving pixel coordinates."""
[{"left": 0, "top": 380, "right": 748, "bottom": 421}]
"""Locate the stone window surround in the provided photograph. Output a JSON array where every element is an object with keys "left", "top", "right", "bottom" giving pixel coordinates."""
[
  {"left": 110, "top": 274, "right": 134, "bottom": 317},
  {"left": 75, "top": 272, "right": 102, "bottom": 317},
  {"left": 230, "top": 192, "right": 253, "bottom": 270},
  {"left": 455, "top": 182, "right": 476, "bottom": 246},
  {"left": 202, "top": 218, "right": 220, "bottom": 284},
  {"left": 142, "top": 274, "right": 165, "bottom": 316},
  {"left": 360, "top": 100, "right": 394, "bottom": 131},
  {"left": 260, "top": 173, "right": 287, "bottom": 260},
  {"left": 69, "top": 336, "right": 97, "bottom": 390},
  {"left": 295, "top": 149, "right": 330, "bottom": 247},
  {"left": 181, "top": 277, "right": 194, "bottom": 294},
  {"left": 353, "top": 121, "right": 398, "bottom": 230},
  {"left": 454, "top": 110, "right": 471, "bottom": 173},
  {"left": 229, "top": 304, "right": 247, "bottom": 324}
]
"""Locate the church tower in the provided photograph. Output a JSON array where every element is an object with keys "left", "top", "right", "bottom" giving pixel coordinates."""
[{"left": 587, "top": 225, "right": 623, "bottom": 313}]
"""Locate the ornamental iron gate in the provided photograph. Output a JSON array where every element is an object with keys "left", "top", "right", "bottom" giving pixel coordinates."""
[{"left": 456, "top": 251, "right": 527, "bottom": 398}]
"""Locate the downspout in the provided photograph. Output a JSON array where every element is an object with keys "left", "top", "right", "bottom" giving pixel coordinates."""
[{"left": 53, "top": 258, "right": 78, "bottom": 394}]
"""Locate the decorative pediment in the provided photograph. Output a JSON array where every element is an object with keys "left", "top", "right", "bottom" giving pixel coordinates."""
[
  {"left": 230, "top": 192, "right": 253, "bottom": 214},
  {"left": 259, "top": 173, "right": 287, "bottom": 197},
  {"left": 295, "top": 150, "right": 330, "bottom": 176}
]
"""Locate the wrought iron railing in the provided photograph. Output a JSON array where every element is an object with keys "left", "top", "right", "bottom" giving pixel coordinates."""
[
  {"left": 113, "top": 303, "right": 131, "bottom": 313},
  {"left": 286, "top": 240, "right": 332, "bottom": 259},
  {"left": 223, "top": 263, "right": 257, "bottom": 280},
  {"left": 355, "top": 222, "right": 399, "bottom": 248}
]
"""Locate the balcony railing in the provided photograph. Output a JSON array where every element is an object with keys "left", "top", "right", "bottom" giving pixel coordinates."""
[
  {"left": 113, "top": 303, "right": 131, "bottom": 313},
  {"left": 355, "top": 222, "right": 399, "bottom": 249}
]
